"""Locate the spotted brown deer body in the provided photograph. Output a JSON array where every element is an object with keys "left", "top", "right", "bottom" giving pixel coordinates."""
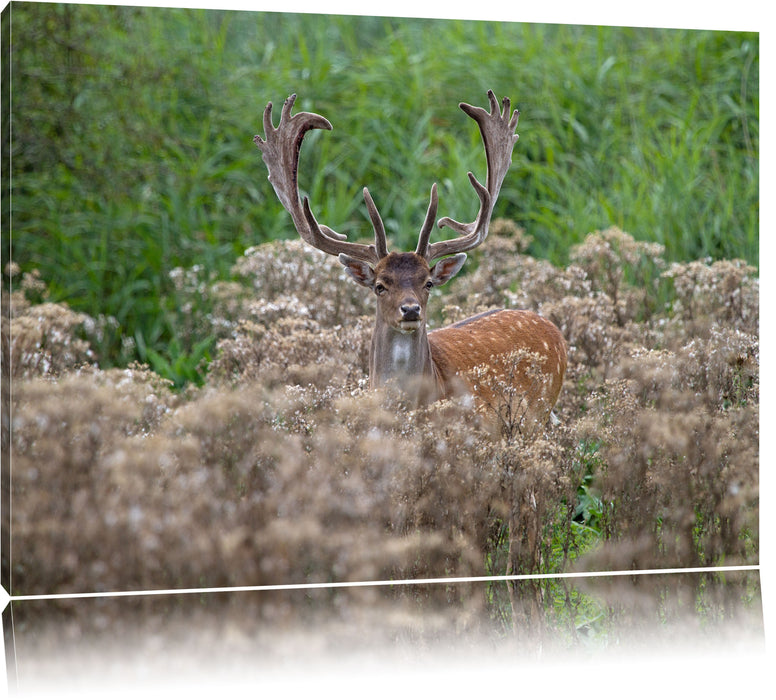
[{"left": 254, "top": 92, "right": 566, "bottom": 435}]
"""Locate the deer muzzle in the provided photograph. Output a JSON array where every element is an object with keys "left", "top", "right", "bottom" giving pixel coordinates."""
[{"left": 398, "top": 303, "right": 423, "bottom": 332}]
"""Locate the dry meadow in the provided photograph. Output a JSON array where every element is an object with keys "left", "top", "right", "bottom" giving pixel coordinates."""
[{"left": 2, "top": 224, "right": 760, "bottom": 662}]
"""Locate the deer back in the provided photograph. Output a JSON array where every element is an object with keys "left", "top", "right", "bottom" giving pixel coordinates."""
[{"left": 428, "top": 309, "right": 567, "bottom": 432}]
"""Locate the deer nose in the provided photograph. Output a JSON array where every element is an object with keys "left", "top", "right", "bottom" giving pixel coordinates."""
[{"left": 400, "top": 303, "right": 421, "bottom": 321}]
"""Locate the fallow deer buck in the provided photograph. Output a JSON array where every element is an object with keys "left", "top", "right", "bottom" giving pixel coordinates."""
[{"left": 254, "top": 91, "right": 567, "bottom": 436}]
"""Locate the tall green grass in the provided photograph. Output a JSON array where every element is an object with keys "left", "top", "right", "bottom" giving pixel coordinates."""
[{"left": 7, "top": 5, "right": 758, "bottom": 381}]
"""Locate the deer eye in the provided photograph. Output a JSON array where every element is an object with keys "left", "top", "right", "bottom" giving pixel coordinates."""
[
  {"left": 425, "top": 280, "right": 434, "bottom": 290},
  {"left": 374, "top": 282, "right": 387, "bottom": 295}
]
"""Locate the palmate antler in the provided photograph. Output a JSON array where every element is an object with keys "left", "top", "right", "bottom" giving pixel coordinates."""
[
  {"left": 415, "top": 90, "right": 520, "bottom": 262},
  {"left": 253, "top": 94, "right": 386, "bottom": 265},
  {"left": 253, "top": 91, "right": 519, "bottom": 265}
]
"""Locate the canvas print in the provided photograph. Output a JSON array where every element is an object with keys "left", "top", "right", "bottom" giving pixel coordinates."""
[{"left": 1, "top": 1, "right": 762, "bottom": 693}]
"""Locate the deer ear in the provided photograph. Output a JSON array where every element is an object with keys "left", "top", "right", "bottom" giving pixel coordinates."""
[
  {"left": 430, "top": 253, "right": 467, "bottom": 287},
  {"left": 339, "top": 254, "right": 376, "bottom": 288}
]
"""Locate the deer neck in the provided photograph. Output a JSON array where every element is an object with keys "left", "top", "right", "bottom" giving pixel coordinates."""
[{"left": 369, "top": 319, "right": 439, "bottom": 400}]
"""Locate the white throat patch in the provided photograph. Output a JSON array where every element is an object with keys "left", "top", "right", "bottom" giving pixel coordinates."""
[{"left": 391, "top": 333, "right": 414, "bottom": 372}]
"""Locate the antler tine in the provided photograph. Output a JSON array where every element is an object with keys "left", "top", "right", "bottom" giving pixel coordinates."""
[
  {"left": 414, "top": 183, "right": 439, "bottom": 259},
  {"left": 254, "top": 94, "right": 385, "bottom": 265},
  {"left": 363, "top": 188, "right": 389, "bottom": 259},
  {"left": 423, "top": 90, "right": 519, "bottom": 263}
]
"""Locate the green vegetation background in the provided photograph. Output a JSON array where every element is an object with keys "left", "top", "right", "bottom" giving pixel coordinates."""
[{"left": 5, "top": 4, "right": 759, "bottom": 383}]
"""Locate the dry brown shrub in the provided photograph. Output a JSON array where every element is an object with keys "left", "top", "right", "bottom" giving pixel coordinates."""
[
  {"left": 209, "top": 314, "right": 371, "bottom": 390},
  {"left": 6, "top": 225, "right": 759, "bottom": 646},
  {"left": 10, "top": 368, "right": 179, "bottom": 594},
  {"left": 7, "top": 301, "right": 96, "bottom": 378},
  {"left": 542, "top": 294, "right": 620, "bottom": 374},
  {"left": 208, "top": 239, "right": 375, "bottom": 388},
  {"left": 444, "top": 229, "right": 588, "bottom": 318},
  {"left": 570, "top": 226, "right": 666, "bottom": 324},
  {"left": 662, "top": 257, "right": 758, "bottom": 334},
  {"left": 163, "top": 239, "right": 376, "bottom": 351},
  {"left": 574, "top": 344, "right": 758, "bottom": 573},
  {"left": 168, "top": 262, "right": 250, "bottom": 344},
  {"left": 232, "top": 239, "right": 372, "bottom": 323}
]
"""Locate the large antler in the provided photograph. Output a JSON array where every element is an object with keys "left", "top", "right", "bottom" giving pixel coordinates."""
[
  {"left": 416, "top": 90, "right": 519, "bottom": 263},
  {"left": 254, "top": 94, "right": 388, "bottom": 265}
]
